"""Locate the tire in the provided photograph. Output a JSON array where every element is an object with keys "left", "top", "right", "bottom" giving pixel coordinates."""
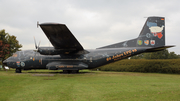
[
  {"left": 63, "top": 70, "right": 79, "bottom": 74},
  {"left": 15, "top": 68, "right": 22, "bottom": 73},
  {"left": 71, "top": 70, "right": 79, "bottom": 73},
  {"left": 63, "top": 70, "right": 69, "bottom": 74}
]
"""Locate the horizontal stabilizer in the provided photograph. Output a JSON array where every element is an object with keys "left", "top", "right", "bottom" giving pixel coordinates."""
[{"left": 145, "top": 45, "right": 175, "bottom": 52}]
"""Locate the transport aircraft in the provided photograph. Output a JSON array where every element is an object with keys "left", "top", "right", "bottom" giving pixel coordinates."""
[{"left": 3, "top": 16, "right": 174, "bottom": 73}]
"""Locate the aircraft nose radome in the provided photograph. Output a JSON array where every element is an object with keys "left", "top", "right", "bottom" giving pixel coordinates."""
[{"left": 3, "top": 60, "right": 7, "bottom": 66}]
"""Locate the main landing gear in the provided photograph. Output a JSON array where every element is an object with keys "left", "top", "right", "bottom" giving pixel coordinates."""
[
  {"left": 15, "top": 68, "right": 22, "bottom": 73},
  {"left": 63, "top": 70, "right": 79, "bottom": 74}
]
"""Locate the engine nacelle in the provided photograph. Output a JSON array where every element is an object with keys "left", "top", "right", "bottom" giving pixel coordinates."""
[
  {"left": 37, "top": 47, "right": 89, "bottom": 55},
  {"left": 37, "top": 47, "right": 75, "bottom": 55}
]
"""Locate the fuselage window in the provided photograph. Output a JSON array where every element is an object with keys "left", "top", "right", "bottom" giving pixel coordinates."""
[{"left": 12, "top": 53, "right": 17, "bottom": 57}]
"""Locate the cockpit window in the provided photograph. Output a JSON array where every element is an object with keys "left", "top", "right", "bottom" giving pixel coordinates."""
[{"left": 12, "top": 53, "right": 18, "bottom": 57}]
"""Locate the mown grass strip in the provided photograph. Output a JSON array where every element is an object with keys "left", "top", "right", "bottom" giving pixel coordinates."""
[{"left": 0, "top": 70, "right": 180, "bottom": 101}]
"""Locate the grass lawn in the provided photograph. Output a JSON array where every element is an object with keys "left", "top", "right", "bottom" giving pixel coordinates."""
[{"left": 0, "top": 69, "right": 180, "bottom": 101}]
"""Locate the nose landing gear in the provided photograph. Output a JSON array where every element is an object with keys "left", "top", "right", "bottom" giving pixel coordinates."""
[
  {"left": 15, "top": 68, "right": 22, "bottom": 73},
  {"left": 63, "top": 70, "right": 79, "bottom": 74}
]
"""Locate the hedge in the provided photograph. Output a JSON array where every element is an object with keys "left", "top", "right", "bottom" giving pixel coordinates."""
[{"left": 95, "top": 59, "right": 180, "bottom": 74}]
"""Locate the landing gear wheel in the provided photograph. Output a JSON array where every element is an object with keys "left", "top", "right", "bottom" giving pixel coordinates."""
[
  {"left": 63, "top": 70, "right": 69, "bottom": 74},
  {"left": 15, "top": 68, "right": 22, "bottom": 73},
  {"left": 71, "top": 70, "right": 79, "bottom": 73},
  {"left": 63, "top": 70, "right": 79, "bottom": 74}
]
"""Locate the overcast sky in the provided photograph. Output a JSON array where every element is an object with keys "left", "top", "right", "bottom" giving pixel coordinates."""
[{"left": 0, "top": 0, "right": 180, "bottom": 54}]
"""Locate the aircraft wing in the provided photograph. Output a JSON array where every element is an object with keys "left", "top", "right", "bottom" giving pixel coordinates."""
[{"left": 39, "top": 23, "right": 84, "bottom": 51}]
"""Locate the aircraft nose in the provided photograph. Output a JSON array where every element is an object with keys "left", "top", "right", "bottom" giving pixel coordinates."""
[{"left": 3, "top": 60, "right": 7, "bottom": 66}]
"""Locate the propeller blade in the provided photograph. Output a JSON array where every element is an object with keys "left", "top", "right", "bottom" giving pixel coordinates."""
[
  {"left": 38, "top": 41, "right": 41, "bottom": 49},
  {"left": 37, "top": 21, "right": 39, "bottom": 28},
  {"left": 34, "top": 37, "right": 37, "bottom": 49}
]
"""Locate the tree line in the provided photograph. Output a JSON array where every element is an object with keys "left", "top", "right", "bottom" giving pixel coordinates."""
[
  {"left": 95, "top": 59, "right": 180, "bottom": 74},
  {"left": 130, "top": 49, "right": 180, "bottom": 59}
]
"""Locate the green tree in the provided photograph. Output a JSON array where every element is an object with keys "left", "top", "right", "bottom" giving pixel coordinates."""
[
  {"left": 144, "top": 49, "right": 169, "bottom": 59},
  {"left": 168, "top": 52, "right": 179, "bottom": 59},
  {"left": 178, "top": 55, "right": 180, "bottom": 58},
  {"left": 130, "top": 54, "right": 144, "bottom": 59},
  {"left": 0, "top": 29, "right": 22, "bottom": 70},
  {"left": 131, "top": 49, "right": 179, "bottom": 59}
]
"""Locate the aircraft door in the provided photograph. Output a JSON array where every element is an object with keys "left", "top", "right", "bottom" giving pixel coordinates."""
[
  {"left": 90, "top": 57, "right": 92, "bottom": 62},
  {"left": 31, "top": 54, "right": 42, "bottom": 68}
]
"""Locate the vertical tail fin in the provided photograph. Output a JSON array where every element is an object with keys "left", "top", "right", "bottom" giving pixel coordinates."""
[
  {"left": 137, "top": 17, "right": 165, "bottom": 47},
  {"left": 98, "top": 16, "right": 165, "bottom": 49}
]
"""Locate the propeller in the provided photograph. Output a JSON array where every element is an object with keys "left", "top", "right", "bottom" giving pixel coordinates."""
[
  {"left": 34, "top": 37, "right": 37, "bottom": 49},
  {"left": 33, "top": 37, "right": 41, "bottom": 57}
]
